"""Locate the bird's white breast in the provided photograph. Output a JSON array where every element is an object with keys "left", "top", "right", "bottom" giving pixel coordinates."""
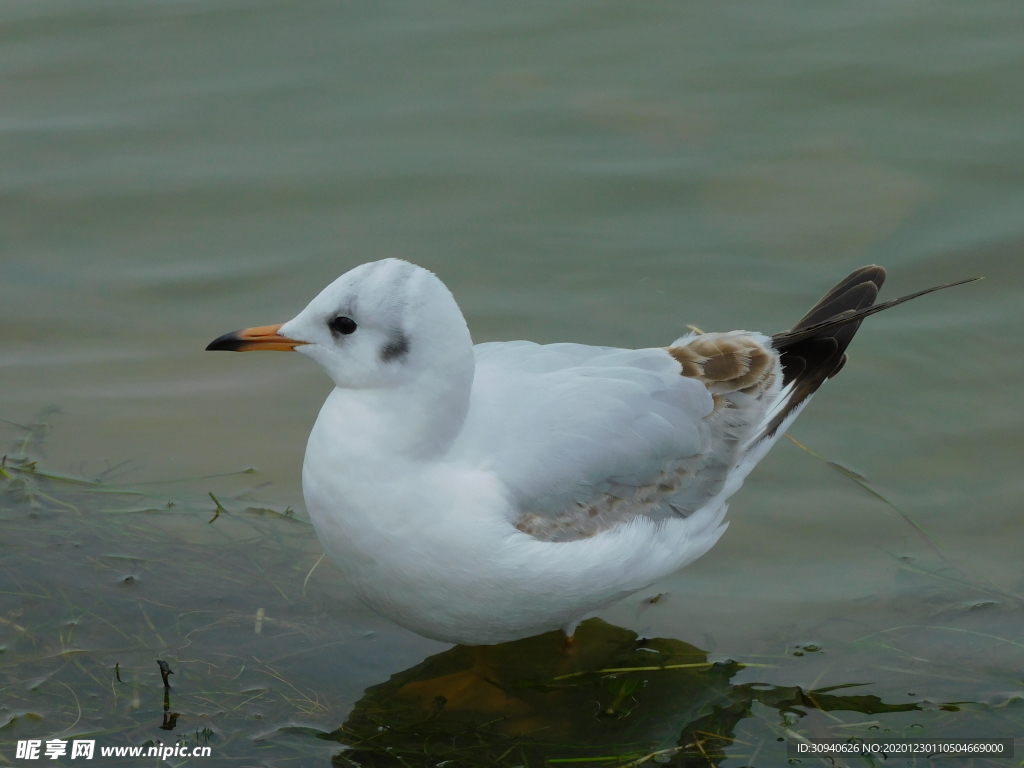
[{"left": 302, "top": 387, "right": 728, "bottom": 645}]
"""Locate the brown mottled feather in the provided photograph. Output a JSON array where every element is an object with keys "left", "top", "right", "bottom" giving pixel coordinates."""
[
  {"left": 514, "top": 460, "right": 705, "bottom": 542},
  {"left": 668, "top": 334, "right": 777, "bottom": 397}
]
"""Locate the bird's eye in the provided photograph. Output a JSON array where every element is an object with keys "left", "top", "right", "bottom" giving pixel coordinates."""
[{"left": 328, "top": 316, "right": 357, "bottom": 335}]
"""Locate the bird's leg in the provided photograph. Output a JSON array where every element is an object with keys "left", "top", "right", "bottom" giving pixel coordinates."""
[
  {"left": 560, "top": 619, "right": 580, "bottom": 657},
  {"left": 561, "top": 632, "right": 577, "bottom": 656}
]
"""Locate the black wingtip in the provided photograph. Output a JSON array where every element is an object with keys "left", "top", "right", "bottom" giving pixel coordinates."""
[
  {"left": 754, "top": 269, "right": 980, "bottom": 444},
  {"left": 772, "top": 275, "right": 982, "bottom": 349}
]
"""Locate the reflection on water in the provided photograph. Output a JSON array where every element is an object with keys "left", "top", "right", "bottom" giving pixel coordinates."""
[
  {"left": 1, "top": 415, "right": 1017, "bottom": 766},
  {"left": 300, "top": 619, "right": 928, "bottom": 768}
]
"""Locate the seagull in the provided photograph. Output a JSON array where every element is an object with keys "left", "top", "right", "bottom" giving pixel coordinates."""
[{"left": 207, "top": 261, "right": 974, "bottom": 646}]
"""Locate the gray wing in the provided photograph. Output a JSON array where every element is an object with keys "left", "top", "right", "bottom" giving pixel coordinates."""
[{"left": 448, "top": 336, "right": 782, "bottom": 542}]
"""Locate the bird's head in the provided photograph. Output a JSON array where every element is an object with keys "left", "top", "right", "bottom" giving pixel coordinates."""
[{"left": 207, "top": 258, "right": 472, "bottom": 390}]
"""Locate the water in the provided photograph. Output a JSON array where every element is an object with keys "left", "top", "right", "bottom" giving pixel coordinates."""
[{"left": 2, "top": 0, "right": 1023, "bottom": 764}]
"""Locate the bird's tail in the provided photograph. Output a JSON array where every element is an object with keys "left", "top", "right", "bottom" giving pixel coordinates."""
[{"left": 755, "top": 266, "right": 979, "bottom": 441}]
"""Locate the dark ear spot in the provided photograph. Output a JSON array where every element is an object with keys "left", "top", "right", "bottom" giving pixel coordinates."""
[{"left": 380, "top": 331, "right": 409, "bottom": 363}]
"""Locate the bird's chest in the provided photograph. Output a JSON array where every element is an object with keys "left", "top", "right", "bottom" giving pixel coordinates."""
[{"left": 300, "top": 443, "right": 508, "bottom": 584}]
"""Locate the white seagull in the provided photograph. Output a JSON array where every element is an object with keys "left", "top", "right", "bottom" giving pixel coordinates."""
[{"left": 208, "top": 261, "right": 973, "bottom": 646}]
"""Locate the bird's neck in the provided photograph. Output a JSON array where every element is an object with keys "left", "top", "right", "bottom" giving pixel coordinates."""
[{"left": 313, "top": 356, "right": 475, "bottom": 462}]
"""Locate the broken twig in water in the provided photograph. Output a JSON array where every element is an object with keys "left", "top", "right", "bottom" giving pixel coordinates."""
[{"left": 208, "top": 491, "right": 227, "bottom": 523}]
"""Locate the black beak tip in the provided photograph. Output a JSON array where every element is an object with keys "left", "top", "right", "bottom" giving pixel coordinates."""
[{"left": 206, "top": 331, "right": 243, "bottom": 352}]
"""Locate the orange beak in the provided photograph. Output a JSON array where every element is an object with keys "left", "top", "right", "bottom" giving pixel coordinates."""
[{"left": 206, "top": 323, "right": 307, "bottom": 352}]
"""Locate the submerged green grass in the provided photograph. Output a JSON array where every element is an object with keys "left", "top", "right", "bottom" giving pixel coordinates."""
[
  {"left": 0, "top": 410, "right": 345, "bottom": 764},
  {"left": 0, "top": 410, "right": 1021, "bottom": 767}
]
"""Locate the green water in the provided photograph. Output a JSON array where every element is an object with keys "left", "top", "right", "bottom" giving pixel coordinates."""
[{"left": 2, "top": 0, "right": 1022, "bottom": 764}]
